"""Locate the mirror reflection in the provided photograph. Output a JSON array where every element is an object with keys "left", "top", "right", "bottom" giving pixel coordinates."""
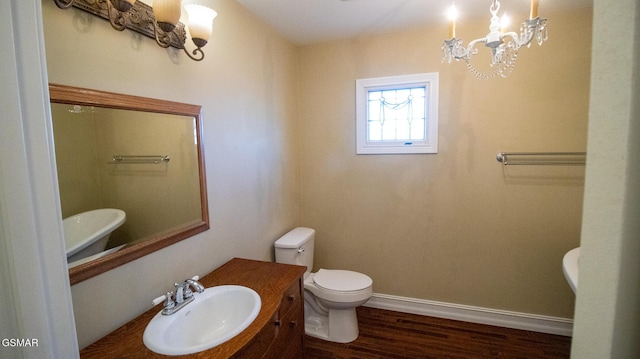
[{"left": 49, "top": 84, "right": 209, "bottom": 284}]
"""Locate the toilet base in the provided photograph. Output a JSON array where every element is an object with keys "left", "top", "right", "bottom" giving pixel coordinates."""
[{"left": 304, "top": 302, "right": 359, "bottom": 343}]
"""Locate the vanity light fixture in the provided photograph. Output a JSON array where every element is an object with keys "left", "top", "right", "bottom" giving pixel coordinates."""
[
  {"left": 441, "top": 0, "right": 548, "bottom": 79},
  {"left": 52, "top": 0, "right": 217, "bottom": 62}
]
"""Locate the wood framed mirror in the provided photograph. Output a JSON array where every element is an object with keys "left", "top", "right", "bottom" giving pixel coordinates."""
[{"left": 49, "top": 84, "right": 209, "bottom": 285}]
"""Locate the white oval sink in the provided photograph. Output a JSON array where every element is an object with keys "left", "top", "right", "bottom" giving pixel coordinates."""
[
  {"left": 562, "top": 247, "right": 580, "bottom": 294},
  {"left": 143, "top": 285, "right": 261, "bottom": 356}
]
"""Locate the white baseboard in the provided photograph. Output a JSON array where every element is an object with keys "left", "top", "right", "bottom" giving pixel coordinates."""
[{"left": 363, "top": 293, "right": 573, "bottom": 337}]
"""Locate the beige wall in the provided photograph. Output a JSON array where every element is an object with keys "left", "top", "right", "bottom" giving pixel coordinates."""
[
  {"left": 42, "top": 0, "right": 300, "bottom": 348},
  {"left": 298, "top": 8, "right": 592, "bottom": 319}
]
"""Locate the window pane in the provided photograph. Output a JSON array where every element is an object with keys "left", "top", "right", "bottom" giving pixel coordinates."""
[{"left": 366, "top": 86, "right": 427, "bottom": 142}]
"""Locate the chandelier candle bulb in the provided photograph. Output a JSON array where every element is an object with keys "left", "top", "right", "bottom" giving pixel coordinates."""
[
  {"left": 447, "top": 4, "right": 458, "bottom": 38},
  {"left": 530, "top": 0, "right": 539, "bottom": 19},
  {"left": 500, "top": 14, "right": 509, "bottom": 33}
]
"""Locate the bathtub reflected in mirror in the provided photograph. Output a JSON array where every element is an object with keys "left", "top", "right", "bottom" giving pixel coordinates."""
[{"left": 64, "top": 208, "right": 126, "bottom": 264}]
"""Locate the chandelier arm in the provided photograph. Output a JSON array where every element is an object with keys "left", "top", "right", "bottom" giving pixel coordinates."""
[
  {"left": 519, "top": 18, "right": 548, "bottom": 48},
  {"left": 501, "top": 31, "right": 521, "bottom": 48},
  {"left": 462, "top": 38, "right": 486, "bottom": 60},
  {"left": 467, "top": 38, "right": 487, "bottom": 48}
]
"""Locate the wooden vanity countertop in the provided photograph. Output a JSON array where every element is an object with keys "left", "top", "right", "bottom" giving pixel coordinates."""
[{"left": 79, "top": 258, "right": 306, "bottom": 358}]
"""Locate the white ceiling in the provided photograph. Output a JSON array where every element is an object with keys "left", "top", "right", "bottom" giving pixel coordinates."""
[{"left": 234, "top": 0, "right": 593, "bottom": 46}]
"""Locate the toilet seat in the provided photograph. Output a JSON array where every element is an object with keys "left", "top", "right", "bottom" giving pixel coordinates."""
[
  {"left": 313, "top": 269, "right": 372, "bottom": 292},
  {"left": 304, "top": 269, "right": 373, "bottom": 304}
]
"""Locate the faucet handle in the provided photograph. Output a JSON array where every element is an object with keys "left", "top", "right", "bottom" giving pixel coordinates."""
[{"left": 152, "top": 291, "right": 175, "bottom": 310}]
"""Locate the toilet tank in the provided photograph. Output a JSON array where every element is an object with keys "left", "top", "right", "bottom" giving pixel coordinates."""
[{"left": 274, "top": 227, "right": 315, "bottom": 272}]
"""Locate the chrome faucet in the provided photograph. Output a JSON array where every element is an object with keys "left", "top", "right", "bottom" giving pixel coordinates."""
[
  {"left": 152, "top": 276, "right": 205, "bottom": 315},
  {"left": 185, "top": 278, "right": 205, "bottom": 294}
]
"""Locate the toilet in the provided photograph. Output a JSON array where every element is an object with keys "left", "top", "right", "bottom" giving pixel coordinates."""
[{"left": 274, "top": 227, "right": 373, "bottom": 343}]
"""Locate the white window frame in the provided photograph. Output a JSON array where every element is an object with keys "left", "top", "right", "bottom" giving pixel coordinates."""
[{"left": 356, "top": 73, "right": 439, "bottom": 155}]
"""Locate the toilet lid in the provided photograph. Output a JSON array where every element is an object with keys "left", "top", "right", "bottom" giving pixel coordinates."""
[{"left": 313, "top": 269, "right": 372, "bottom": 292}]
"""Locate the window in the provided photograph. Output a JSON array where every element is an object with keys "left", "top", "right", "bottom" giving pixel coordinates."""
[{"left": 356, "top": 73, "right": 438, "bottom": 154}]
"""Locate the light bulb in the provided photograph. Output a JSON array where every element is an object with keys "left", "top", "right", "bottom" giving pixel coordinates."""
[
  {"left": 500, "top": 13, "right": 509, "bottom": 33},
  {"left": 447, "top": 4, "right": 458, "bottom": 38},
  {"left": 447, "top": 4, "right": 458, "bottom": 21},
  {"left": 184, "top": 4, "right": 217, "bottom": 47},
  {"left": 154, "top": 0, "right": 182, "bottom": 32}
]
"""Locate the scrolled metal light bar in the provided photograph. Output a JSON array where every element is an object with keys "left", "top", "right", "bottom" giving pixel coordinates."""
[{"left": 52, "top": 0, "right": 216, "bottom": 62}]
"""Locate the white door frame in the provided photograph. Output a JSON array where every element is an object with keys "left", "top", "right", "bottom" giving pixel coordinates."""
[{"left": 0, "top": 1, "right": 78, "bottom": 358}]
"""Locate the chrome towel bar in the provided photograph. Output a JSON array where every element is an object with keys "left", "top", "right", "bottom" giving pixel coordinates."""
[
  {"left": 496, "top": 152, "right": 586, "bottom": 166},
  {"left": 109, "top": 155, "right": 170, "bottom": 164}
]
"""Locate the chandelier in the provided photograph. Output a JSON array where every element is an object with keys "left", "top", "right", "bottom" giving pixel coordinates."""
[
  {"left": 441, "top": 0, "right": 548, "bottom": 79},
  {"left": 52, "top": 0, "right": 217, "bottom": 62}
]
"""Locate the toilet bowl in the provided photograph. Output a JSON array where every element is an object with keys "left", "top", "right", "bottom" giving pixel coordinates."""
[
  {"left": 303, "top": 269, "right": 372, "bottom": 342},
  {"left": 274, "top": 227, "right": 373, "bottom": 343}
]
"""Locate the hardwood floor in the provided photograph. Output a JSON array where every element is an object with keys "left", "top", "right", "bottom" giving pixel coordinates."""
[{"left": 304, "top": 307, "right": 571, "bottom": 359}]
